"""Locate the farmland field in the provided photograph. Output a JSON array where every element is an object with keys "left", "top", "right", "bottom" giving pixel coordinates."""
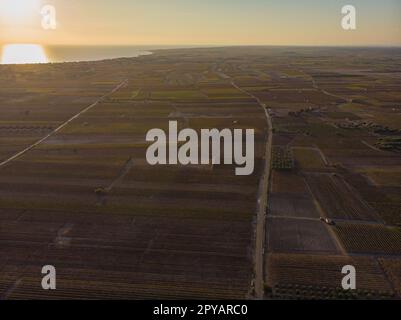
[
  {"left": 1, "top": 46, "right": 401, "bottom": 300},
  {"left": 266, "top": 217, "right": 339, "bottom": 254},
  {"left": 334, "top": 223, "right": 401, "bottom": 255},
  {"left": 305, "top": 173, "right": 381, "bottom": 221},
  {"left": 266, "top": 254, "right": 395, "bottom": 299},
  {"left": 292, "top": 147, "right": 327, "bottom": 170},
  {"left": 259, "top": 46, "right": 401, "bottom": 300}
]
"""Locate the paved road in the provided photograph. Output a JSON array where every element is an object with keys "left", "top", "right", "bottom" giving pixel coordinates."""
[
  {"left": 231, "top": 81, "right": 273, "bottom": 299},
  {"left": 0, "top": 79, "right": 128, "bottom": 168}
]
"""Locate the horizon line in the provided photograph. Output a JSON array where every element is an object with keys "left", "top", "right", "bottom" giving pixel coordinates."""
[{"left": 2, "top": 43, "right": 401, "bottom": 49}]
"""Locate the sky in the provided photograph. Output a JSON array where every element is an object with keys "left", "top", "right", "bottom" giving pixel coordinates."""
[{"left": 0, "top": 0, "right": 401, "bottom": 46}]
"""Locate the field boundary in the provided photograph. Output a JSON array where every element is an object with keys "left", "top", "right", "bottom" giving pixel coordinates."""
[{"left": 0, "top": 79, "right": 128, "bottom": 169}]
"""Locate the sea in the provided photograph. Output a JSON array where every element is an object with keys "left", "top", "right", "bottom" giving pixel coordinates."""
[
  {"left": 45, "top": 45, "right": 158, "bottom": 63},
  {"left": 0, "top": 45, "right": 195, "bottom": 64}
]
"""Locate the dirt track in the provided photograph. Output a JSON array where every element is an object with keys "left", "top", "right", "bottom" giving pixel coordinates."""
[
  {"left": 231, "top": 81, "right": 273, "bottom": 299},
  {"left": 0, "top": 80, "right": 128, "bottom": 169}
]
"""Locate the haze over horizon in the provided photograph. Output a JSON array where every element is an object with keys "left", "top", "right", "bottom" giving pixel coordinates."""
[{"left": 0, "top": 0, "right": 400, "bottom": 47}]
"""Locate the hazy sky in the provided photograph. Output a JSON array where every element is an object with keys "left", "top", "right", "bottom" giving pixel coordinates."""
[{"left": 1, "top": 0, "right": 401, "bottom": 46}]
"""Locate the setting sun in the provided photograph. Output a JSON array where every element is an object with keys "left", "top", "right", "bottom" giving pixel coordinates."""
[{"left": 1, "top": 44, "right": 48, "bottom": 64}]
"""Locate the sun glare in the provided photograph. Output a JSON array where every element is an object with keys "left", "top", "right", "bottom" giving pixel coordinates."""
[
  {"left": 1, "top": 44, "right": 48, "bottom": 64},
  {"left": 0, "top": 0, "right": 40, "bottom": 22}
]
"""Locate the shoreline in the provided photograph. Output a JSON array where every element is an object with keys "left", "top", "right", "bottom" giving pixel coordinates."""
[
  {"left": 0, "top": 46, "right": 154, "bottom": 66},
  {"left": 2, "top": 44, "right": 401, "bottom": 66}
]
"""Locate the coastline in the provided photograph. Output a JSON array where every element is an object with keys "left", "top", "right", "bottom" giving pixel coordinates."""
[{"left": 0, "top": 45, "right": 156, "bottom": 65}]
